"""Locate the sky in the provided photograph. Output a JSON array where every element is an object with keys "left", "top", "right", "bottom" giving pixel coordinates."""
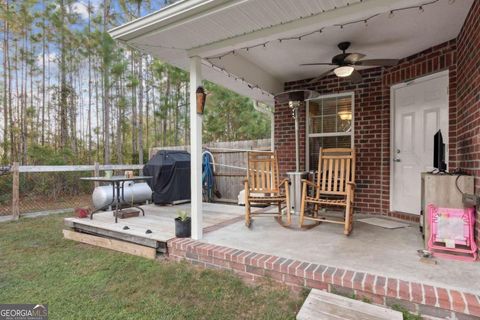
[{"left": 0, "top": 0, "right": 169, "bottom": 142}]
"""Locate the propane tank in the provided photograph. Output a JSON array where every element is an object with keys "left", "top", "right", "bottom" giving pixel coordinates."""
[{"left": 92, "top": 182, "right": 152, "bottom": 209}]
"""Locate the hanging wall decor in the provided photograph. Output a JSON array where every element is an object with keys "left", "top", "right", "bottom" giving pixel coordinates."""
[{"left": 196, "top": 86, "right": 207, "bottom": 114}]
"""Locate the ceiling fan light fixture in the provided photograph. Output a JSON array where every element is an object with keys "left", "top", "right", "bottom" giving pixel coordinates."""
[{"left": 334, "top": 66, "right": 354, "bottom": 77}]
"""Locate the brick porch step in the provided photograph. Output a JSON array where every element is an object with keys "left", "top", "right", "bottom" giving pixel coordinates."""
[{"left": 297, "top": 289, "right": 403, "bottom": 320}]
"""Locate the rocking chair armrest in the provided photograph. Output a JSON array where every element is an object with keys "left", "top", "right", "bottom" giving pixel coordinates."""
[
  {"left": 277, "top": 178, "right": 290, "bottom": 189},
  {"left": 301, "top": 179, "right": 318, "bottom": 188},
  {"left": 346, "top": 182, "right": 356, "bottom": 189}
]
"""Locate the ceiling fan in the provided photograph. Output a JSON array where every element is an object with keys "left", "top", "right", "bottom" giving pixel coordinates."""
[{"left": 301, "top": 42, "right": 399, "bottom": 84}]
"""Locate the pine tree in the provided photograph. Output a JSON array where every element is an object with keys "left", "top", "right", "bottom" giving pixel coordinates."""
[{"left": 0, "top": 0, "right": 270, "bottom": 165}]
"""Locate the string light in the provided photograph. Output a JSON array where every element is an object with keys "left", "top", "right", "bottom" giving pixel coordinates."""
[
  {"left": 128, "top": 0, "right": 453, "bottom": 103},
  {"left": 201, "top": 60, "right": 273, "bottom": 97},
  {"left": 200, "top": 0, "right": 449, "bottom": 96},
  {"left": 207, "top": 0, "right": 442, "bottom": 62}
]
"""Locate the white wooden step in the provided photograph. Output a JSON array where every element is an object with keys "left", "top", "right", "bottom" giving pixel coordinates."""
[{"left": 297, "top": 289, "right": 403, "bottom": 320}]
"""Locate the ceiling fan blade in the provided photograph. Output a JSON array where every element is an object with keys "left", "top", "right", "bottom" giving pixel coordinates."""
[
  {"left": 300, "top": 63, "right": 336, "bottom": 66},
  {"left": 349, "top": 69, "right": 363, "bottom": 83},
  {"left": 355, "top": 59, "right": 399, "bottom": 66},
  {"left": 344, "top": 53, "right": 366, "bottom": 64},
  {"left": 308, "top": 68, "right": 335, "bottom": 84}
]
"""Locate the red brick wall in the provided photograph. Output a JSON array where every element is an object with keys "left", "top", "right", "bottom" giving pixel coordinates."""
[
  {"left": 456, "top": 0, "right": 480, "bottom": 246},
  {"left": 277, "top": 40, "right": 458, "bottom": 215}
]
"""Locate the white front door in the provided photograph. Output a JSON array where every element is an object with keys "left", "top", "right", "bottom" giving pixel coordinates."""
[{"left": 391, "top": 72, "right": 449, "bottom": 214}]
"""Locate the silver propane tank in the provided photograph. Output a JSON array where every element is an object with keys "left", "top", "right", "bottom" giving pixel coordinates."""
[{"left": 92, "top": 181, "right": 152, "bottom": 209}]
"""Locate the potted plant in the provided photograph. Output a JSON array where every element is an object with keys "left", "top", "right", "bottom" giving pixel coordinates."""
[{"left": 175, "top": 210, "right": 191, "bottom": 238}]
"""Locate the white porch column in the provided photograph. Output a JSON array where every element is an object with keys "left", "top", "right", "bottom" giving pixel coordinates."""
[{"left": 189, "top": 56, "right": 203, "bottom": 240}]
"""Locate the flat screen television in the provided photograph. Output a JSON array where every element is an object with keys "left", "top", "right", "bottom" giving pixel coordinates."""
[{"left": 433, "top": 130, "right": 447, "bottom": 173}]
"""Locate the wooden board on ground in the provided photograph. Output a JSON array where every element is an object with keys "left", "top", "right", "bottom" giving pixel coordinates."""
[
  {"left": 297, "top": 289, "right": 403, "bottom": 320},
  {"left": 65, "top": 222, "right": 161, "bottom": 248},
  {"left": 63, "top": 229, "right": 157, "bottom": 260},
  {"left": 117, "top": 209, "right": 140, "bottom": 219}
]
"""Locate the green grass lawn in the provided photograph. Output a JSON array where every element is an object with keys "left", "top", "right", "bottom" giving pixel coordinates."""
[{"left": 0, "top": 214, "right": 303, "bottom": 320}]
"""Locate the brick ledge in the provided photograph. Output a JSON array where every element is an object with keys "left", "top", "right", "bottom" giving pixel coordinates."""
[{"left": 167, "top": 237, "right": 480, "bottom": 319}]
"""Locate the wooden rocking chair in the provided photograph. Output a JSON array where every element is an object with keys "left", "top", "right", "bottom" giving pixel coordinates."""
[
  {"left": 244, "top": 151, "right": 291, "bottom": 228},
  {"left": 299, "top": 148, "right": 356, "bottom": 235}
]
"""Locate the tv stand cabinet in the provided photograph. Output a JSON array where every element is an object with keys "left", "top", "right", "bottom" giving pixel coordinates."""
[{"left": 420, "top": 172, "right": 474, "bottom": 248}]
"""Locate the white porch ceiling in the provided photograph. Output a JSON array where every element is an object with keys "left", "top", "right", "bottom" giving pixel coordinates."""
[{"left": 110, "top": 0, "right": 473, "bottom": 105}]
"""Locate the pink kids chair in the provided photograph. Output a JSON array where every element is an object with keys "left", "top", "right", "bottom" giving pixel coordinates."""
[{"left": 427, "top": 204, "right": 477, "bottom": 262}]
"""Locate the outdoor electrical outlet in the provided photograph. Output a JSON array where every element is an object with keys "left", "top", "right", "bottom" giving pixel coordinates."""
[{"left": 462, "top": 193, "right": 480, "bottom": 208}]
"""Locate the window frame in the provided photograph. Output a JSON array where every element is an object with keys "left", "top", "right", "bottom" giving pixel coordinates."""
[{"left": 306, "top": 92, "right": 355, "bottom": 171}]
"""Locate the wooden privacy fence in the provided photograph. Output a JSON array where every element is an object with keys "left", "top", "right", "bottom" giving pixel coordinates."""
[
  {"left": 1, "top": 139, "right": 272, "bottom": 218},
  {"left": 1, "top": 163, "right": 143, "bottom": 219},
  {"left": 150, "top": 139, "right": 272, "bottom": 202}
]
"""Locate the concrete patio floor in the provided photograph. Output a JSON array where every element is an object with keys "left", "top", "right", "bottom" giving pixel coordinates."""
[
  {"left": 64, "top": 201, "right": 479, "bottom": 295},
  {"left": 203, "top": 211, "right": 480, "bottom": 295}
]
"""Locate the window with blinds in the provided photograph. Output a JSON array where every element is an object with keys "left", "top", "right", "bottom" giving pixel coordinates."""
[{"left": 306, "top": 93, "right": 354, "bottom": 170}]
